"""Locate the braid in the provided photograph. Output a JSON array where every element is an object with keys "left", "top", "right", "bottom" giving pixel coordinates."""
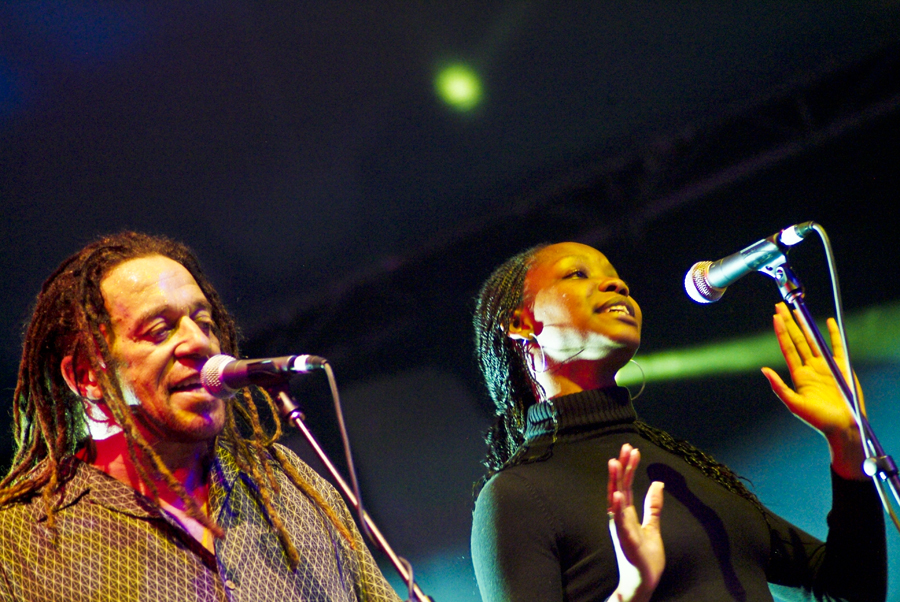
[
  {"left": 473, "top": 245, "right": 547, "bottom": 475},
  {"left": 633, "top": 420, "right": 769, "bottom": 519},
  {"left": 0, "top": 231, "right": 352, "bottom": 569}
]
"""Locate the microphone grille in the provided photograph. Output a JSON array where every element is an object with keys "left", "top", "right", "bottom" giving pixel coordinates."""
[
  {"left": 201, "top": 354, "right": 237, "bottom": 397},
  {"left": 684, "top": 261, "right": 724, "bottom": 303}
]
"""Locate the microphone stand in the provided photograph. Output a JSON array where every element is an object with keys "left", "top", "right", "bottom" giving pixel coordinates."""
[
  {"left": 763, "top": 254, "right": 900, "bottom": 521},
  {"left": 273, "top": 388, "right": 434, "bottom": 602}
]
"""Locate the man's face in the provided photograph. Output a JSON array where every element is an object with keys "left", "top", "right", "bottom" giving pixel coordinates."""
[{"left": 100, "top": 254, "right": 225, "bottom": 444}]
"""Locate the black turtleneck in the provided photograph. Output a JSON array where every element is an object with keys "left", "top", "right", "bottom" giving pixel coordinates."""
[{"left": 471, "top": 387, "right": 886, "bottom": 602}]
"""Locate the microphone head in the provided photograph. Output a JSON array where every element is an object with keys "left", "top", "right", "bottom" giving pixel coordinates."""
[
  {"left": 684, "top": 261, "right": 726, "bottom": 304},
  {"left": 201, "top": 354, "right": 237, "bottom": 398}
]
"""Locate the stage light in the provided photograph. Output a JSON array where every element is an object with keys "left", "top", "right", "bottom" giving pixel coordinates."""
[{"left": 435, "top": 64, "right": 483, "bottom": 111}]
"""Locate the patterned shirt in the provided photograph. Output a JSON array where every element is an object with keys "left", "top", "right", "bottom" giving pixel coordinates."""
[{"left": 0, "top": 444, "right": 401, "bottom": 602}]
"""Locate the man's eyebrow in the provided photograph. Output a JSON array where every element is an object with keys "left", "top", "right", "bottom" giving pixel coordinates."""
[{"left": 133, "top": 299, "right": 213, "bottom": 328}]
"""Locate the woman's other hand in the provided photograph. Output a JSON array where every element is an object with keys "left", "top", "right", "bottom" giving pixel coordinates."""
[{"left": 606, "top": 443, "right": 665, "bottom": 602}]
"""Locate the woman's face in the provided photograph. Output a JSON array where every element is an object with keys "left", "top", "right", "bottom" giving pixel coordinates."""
[{"left": 518, "top": 242, "right": 642, "bottom": 367}]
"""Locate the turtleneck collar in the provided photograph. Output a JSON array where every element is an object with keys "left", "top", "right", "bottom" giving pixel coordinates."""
[{"left": 524, "top": 386, "right": 637, "bottom": 442}]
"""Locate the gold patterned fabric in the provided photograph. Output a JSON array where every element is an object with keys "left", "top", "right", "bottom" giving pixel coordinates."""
[{"left": 0, "top": 444, "right": 401, "bottom": 602}]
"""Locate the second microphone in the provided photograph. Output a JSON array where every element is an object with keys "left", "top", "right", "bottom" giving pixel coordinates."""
[{"left": 201, "top": 354, "right": 328, "bottom": 398}]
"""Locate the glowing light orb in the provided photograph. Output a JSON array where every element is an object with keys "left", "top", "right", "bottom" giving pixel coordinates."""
[{"left": 435, "top": 64, "right": 483, "bottom": 111}]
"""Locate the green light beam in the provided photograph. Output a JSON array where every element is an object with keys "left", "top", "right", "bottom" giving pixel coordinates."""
[{"left": 616, "top": 301, "right": 900, "bottom": 386}]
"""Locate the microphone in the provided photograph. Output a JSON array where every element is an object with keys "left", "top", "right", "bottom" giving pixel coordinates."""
[
  {"left": 201, "top": 353, "right": 327, "bottom": 397},
  {"left": 684, "top": 221, "right": 815, "bottom": 303}
]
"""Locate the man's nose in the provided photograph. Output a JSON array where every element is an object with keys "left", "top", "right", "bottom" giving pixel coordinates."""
[{"left": 174, "top": 317, "right": 216, "bottom": 357}]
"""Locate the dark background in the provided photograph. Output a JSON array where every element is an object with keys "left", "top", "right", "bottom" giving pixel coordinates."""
[{"left": 2, "top": 3, "right": 899, "bottom": 600}]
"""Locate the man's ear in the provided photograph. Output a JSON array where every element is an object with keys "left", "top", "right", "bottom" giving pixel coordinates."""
[
  {"left": 60, "top": 355, "right": 103, "bottom": 401},
  {"left": 506, "top": 309, "right": 536, "bottom": 342}
]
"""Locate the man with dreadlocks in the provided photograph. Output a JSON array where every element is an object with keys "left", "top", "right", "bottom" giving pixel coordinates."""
[
  {"left": 470, "top": 242, "right": 886, "bottom": 601},
  {"left": 0, "top": 232, "right": 400, "bottom": 602}
]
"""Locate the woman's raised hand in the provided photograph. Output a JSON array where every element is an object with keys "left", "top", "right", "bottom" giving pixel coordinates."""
[{"left": 761, "top": 302, "right": 867, "bottom": 480}]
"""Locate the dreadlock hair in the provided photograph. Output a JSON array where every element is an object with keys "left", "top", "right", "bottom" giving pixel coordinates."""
[
  {"left": 472, "top": 243, "right": 768, "bottom": 519},
  {"left": 0, "top": 231, "right": 353, "bottom": 570}
]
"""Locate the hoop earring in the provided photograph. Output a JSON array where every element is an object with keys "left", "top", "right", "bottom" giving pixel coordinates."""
[{"left": 627, "top": 359, "right": 646, "bottom": 400}]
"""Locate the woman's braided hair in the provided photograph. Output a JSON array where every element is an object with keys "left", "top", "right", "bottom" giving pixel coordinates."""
[
  {"left": 0, "top": 231, "right": 354, "bottom": 569},
  {"left": 473, "top": 245, "right": 546, "bottom": 474},
  {"left": 472, "top": 243, "right": 769, "bottom": 518}
]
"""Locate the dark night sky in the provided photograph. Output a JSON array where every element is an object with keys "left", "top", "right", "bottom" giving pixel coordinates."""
[{"left": 2, "top": 3, "right": 900, "bottom": 599}]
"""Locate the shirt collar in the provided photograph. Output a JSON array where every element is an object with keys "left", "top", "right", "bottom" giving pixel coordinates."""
[
  {"left": 524, "top": 385, "right": 637, "bottom": 441},
  {"left": 35, "top": 456, "right": 161, "bottom": 520}
]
